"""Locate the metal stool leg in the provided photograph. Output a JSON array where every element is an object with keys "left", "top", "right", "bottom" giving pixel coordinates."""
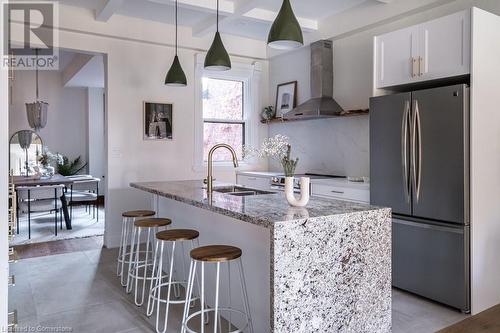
[
  {"left": 146, "top": 240, "right": 160, "bottom": 316},
  {"left": 238, "top": 258, "right": 254, "bottom": 333},
  {"left": 136, "top": 227, "right": 153, "bottom": 306},
  {"left": 126, "top": 225, "right": 138, "bottom": 292},
  {"left": 117, "top": 217, "right": 126, "bottom": 276}
]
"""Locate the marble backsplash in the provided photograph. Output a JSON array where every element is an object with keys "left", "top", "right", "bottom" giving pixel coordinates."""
[{"left": 268, "top": 115, "right": 369, "bottom": 177}]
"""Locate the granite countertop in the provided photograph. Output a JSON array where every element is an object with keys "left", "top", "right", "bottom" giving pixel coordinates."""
[{"left": 130, "top": 180, "right": 382, "bottom": 229}]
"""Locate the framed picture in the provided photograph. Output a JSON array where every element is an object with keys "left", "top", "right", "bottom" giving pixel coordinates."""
[
  {"left": 275, "top": 81, "right": 297, "bottom": 118},
  {"left": 143, "top": 102, "right": 173, "bottom": 140}
]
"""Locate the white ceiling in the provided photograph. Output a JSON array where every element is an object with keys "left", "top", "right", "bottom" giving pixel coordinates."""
[{"left": 52, "top": 0, "right": 394, "bottom": 41}]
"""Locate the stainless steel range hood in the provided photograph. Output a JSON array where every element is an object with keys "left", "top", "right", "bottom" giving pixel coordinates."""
[{"left": 283, "top": 40, "right": 344, "bottom": 120}]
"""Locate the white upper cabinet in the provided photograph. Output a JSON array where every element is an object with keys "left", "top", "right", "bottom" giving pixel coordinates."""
[
  {"left": 375, "top": 26, "right": 419, "bottom": 88},
  {"left": 375, "top": 10, "right": 471, "bottom": 88},
  {"left": 419, "top": 10, "right": 470, "bottom": 81}
]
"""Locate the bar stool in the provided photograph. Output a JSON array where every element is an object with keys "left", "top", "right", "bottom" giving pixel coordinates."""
[
  {"left": 146, "top": 229, "right": 203, "bottom": 333},
  {"left": 126, "top": 217, "right": 172, "bottom": 306},
  {"left": 182, "top": 245, "right": 254, "bottom": 333},
  {"left": 117, "top": 210, "right": 156, "bottom": 286}
]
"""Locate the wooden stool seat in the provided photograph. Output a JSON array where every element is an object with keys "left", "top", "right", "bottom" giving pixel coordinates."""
[
  {"left": 134, "top": 218, "right": 172, "bottom": 228},
  {"left": 122, "top": 210, "right": 155, "bottom": 218},
  {"left": 190, "top": 245, "right": 242, "bottom": 262},
  {"left": 156, "top": 229, "right": 199, "bottom": 241}
]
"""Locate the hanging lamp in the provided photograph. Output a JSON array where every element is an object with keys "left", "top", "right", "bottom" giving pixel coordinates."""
[
  {"left": 165, "top": 0, "right": 187, "bottom": 86},
  {"left": 267, "top": 0, "right": 303, "bottom": 50},
  {"left": 204, "top": 0, "right": 231, "bottom": 71},
  {"left": 26, "top": 49, "right": 48, "bottom": 131}
]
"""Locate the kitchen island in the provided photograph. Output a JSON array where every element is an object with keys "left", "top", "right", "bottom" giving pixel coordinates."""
[{"left": 130, "top": 180, "right": 391, "bottom": 332}]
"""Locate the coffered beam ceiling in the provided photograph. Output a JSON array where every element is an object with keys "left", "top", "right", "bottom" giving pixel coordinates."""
[
  {"left": 95, "top": 0, "right": 124, "bottom": 21},
  {"left": 191, "top": 0, "right": 318, "bottom": 37},
  {"left": 94, "top": 0, "right": 393, "bottom": 39}
]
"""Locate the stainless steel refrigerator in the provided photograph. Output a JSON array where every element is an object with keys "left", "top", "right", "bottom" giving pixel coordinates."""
[{"left": 370, "top": 84, "right": 470, "bottom": 313}]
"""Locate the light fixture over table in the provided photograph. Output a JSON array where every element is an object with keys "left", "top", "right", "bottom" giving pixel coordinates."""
[
  {"left": 268, "top": 0, "right": 304, "bottom": 50},
  {"left": 204, "top": 0, "right": 231, "bottom": 71},
  {"left": 165, "top": 0, "right": 187, "bottom": 86},
  {"left": 26, "top": 49, "right": 48, "bottom": 131}
]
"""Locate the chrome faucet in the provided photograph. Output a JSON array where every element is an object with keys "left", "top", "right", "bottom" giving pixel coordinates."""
[{"left": 205, "top": 144, "right": 239, "bottom": 193}]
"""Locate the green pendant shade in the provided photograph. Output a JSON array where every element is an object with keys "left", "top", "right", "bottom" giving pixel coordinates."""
[
  {"left": 268, "top": 0, "right": 303, "bottom": 50},
  {"left": 204, "top": 31, "right": 231, "bottom": 71},
  {"left": 165, "top": 55, "right": 187, "bottom": 86},
  {"left": 204, "top": 0, "right": 231, "bottom": 71},
  {"left": 165, "top": 0, "right": 187, "bottom": 86}
]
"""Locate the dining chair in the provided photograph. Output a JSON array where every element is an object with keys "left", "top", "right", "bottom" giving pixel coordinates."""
[
  {"left": 17, "top": 184, "right": 65, "bottom": 239},
  {"left": 66, "top": 175, "right": 101, "bottom": 221}
]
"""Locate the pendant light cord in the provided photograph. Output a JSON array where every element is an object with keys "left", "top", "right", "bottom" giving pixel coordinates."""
[
  {"left": 175, "top": 0, "right": 178, "bottom": 55},
  {"left": 216, "top": 0, "right": 219, "bottom": 32},
  {"left": 35, "top": 49, "right": 39, "bottom": 101}
]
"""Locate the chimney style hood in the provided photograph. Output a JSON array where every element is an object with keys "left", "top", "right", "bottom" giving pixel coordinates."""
[{"left": 283, "top": 40, "right": 344, "bottom": 120}]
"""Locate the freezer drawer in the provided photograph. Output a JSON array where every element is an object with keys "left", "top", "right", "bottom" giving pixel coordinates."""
[{"left": 392, "top": 218, "right": 470, "bottom": 312}]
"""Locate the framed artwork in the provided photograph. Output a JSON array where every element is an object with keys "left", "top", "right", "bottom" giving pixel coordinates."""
[
  {"left": 275, "top": 81, "right": 297, "bottom": 118},
  {"left": 143, "top": 102, "right": 173, "bottom": 140}
]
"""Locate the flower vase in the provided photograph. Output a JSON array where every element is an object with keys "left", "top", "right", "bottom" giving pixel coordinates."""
[{"left": 284, "top": 176, "right": 310, "bottom": 207}]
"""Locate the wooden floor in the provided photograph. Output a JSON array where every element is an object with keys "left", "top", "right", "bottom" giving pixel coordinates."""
[
  {"left": 13, "top": 235, "right": 104, "bottom": 259},
  {"left": 438, "top": 304, "right": 500, "bottom": 333}
]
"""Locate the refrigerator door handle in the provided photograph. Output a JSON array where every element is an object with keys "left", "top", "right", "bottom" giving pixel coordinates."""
[
  {"left": 416, "top": 101, "right": 422, "bottom": 202},
  {"left": 401, "top": 101, "right": 411, "bottom": 203},
  {"left": 411, "top": 100, "right": 417, "bottom": 202}
]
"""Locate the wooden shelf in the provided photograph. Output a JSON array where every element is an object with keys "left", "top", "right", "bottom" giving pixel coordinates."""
[{"left": 260, "top": 109, "right": 369, "bottom": 124}]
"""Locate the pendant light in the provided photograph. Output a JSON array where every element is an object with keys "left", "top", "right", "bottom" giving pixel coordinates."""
[
  {"left": 267, "top": 0, "right": 304, "bottom": 50},
  {"left": 204, "top": 0, "right": 231, "bottom": 71},
  {"left": 165, "top": 0, "right": 187, "bottom": 86},
  {"left": 26, "top": 49, "right": 48, "bottom": 131}
]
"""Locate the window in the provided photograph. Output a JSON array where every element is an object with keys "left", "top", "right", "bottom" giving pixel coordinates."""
[
  {"left": 202, "top": 78, "right": 245, "bottom": 162},
  {"left": 194, "top": 54, "right": 261, "bottom": 170}
]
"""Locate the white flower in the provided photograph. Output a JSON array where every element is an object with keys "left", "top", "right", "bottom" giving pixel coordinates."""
[{"left": 244, "top": 134, "right": 290, "bottom": 161}]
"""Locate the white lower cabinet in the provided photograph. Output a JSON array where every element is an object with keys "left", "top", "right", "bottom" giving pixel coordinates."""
[
  {"left": 312, "top": 183, "right": 370, "bottom": 204},
  {"left": 237, "top": 175, "right": 270, "bottom": 190}
]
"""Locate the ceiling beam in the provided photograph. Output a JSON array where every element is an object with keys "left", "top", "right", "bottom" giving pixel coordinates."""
[
  {"left": 149, "top": 0, "right": 233, "bottom": 15},
  {"left": 192, "top": 0, "right": 318, "bottom": 37},
  {"left": 192, "top": 0, "right": 258, "bottom": 36},
  {"left": 95, "top": 0, "right": 124, "bottom": 22}
]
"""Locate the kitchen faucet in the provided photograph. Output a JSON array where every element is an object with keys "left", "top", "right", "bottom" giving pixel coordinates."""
[{"left": 205, "top": 144, "right": 239, "bottom": 193}]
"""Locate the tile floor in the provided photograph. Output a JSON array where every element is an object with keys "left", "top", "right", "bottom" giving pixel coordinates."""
[
  {"left": 11, "top": 206, "right": 105, "bottom": 246},
  {"left": 9, "top": 239, "right": 468, "bottom": 333}
]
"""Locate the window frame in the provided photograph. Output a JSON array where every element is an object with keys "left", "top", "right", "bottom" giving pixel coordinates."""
[{"left": 193, "top": 54, "right": 261, "bottom": 171}]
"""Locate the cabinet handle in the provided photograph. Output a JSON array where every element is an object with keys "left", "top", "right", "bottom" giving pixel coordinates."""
[
  {"left": 418, "top": 56, "right": 424, "bottom": 76},
  {"left": 411, "top": 57, "right": 418, "bottom": 78},
  {"left": 331, "top": 190, "right": 345, "bottom": 194},
  {"left": 247, "top": 177, "right": 257, "bottom": 180}
]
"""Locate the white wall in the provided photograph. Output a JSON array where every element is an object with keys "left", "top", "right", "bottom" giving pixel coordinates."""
[
  {"left": 87, "top": 88, "right": 106, "bottom": 195},
  {"left": 9, "top": 70, "right": 88, "bottom": 164},
  {"left": 0, "top": 53, "right": 10, "bottom": 330},
  {"left": 268, "top": 0, "right": 500, "bottom": 178},
  {"left": 8, "top": 4, "right": 269, "bottom": 248},
  {"left": 268, "top": 46, "right": 370, "bottom": 177}
]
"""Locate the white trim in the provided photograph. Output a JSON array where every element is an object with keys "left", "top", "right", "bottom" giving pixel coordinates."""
[{"left": 193, "top": 54, "right": 261, "bottom": 172}]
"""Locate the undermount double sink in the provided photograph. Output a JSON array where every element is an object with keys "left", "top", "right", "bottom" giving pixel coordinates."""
[{"left": 213, "top": 186, "right": 274, "bottom": 197}]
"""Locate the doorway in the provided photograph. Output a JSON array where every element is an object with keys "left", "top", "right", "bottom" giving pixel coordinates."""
[{"left": 8, "top": 48, "right": 107, "bottom": 247}]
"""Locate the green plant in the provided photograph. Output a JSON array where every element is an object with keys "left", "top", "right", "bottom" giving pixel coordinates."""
[
  {"left": 57, "top": 156, "right": 87, "bottom": 176},
  {"left": 281, "top": 145, "right": 298, "bottom": 177}
]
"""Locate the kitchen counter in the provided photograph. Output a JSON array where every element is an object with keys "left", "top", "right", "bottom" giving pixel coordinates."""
[
  {"left": 130, "top": 180, "right": 391, "bottom": 332},
  {"left": 131, "top": 180, "right": 376, "bottom": 228}
]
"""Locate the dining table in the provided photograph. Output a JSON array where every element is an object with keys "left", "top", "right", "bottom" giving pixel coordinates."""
[{"left": 13, "top": 174, "right": 74, "bottom": 230}]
